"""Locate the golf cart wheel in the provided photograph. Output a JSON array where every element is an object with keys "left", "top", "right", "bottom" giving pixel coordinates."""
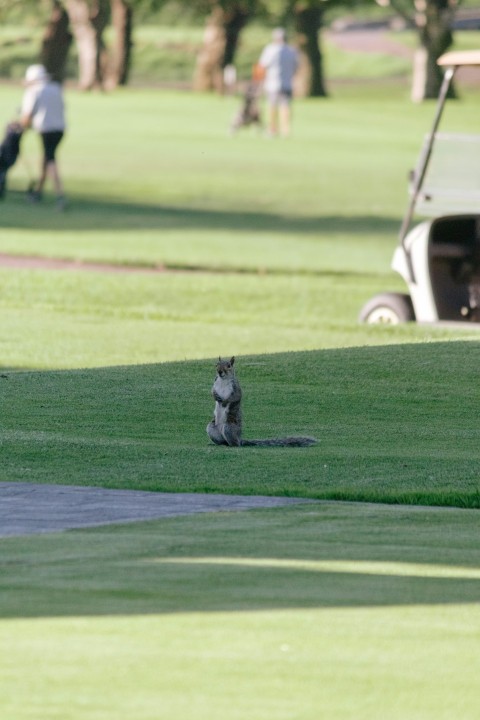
[{"left": 359, "top": 293, "right": 415, "bottom": 325}]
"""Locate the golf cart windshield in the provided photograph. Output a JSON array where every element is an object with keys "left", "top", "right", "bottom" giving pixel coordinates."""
[
  {"left": 399, "top": 50, "right": 480, "bottom": 243},
  {"left": 414, "top": 132, "right": 480, "bottom": 216}
]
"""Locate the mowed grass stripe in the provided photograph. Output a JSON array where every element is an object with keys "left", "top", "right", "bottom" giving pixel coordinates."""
[{"left": 2, "top": 503, "right": 480, "bottom": 719}]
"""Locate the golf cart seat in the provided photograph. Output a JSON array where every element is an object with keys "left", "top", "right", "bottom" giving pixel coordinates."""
[
  {"left": 428, "top": 215, "right": 480, "bottom": 321},
  {"left": 430, "top": 242, "right": 471, "bottom": 258}
]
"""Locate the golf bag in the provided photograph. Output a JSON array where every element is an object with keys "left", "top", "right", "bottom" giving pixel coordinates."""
[
  {"left": 0, "top": 121, "right": 23, "bottom": 198},
  {"left": 230, "top": 81, "right": 263, "bottom": 134}
]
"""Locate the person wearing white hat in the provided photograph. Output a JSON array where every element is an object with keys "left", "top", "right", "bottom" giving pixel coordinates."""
[
  {"left": 20, "top": 64, "right": 66, "bottom": 210},
  {"left": 258, "top": 28, "right": 299, "bottom": 138}
]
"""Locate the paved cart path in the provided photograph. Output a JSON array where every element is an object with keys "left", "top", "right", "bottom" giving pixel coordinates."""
[{"left": 0, "top": 482, "right": 314, "bottom": 538}]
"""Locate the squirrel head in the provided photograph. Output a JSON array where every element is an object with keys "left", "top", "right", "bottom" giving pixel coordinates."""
[{"left": 216, "top": 356, "right": 235, "bottom": 378}]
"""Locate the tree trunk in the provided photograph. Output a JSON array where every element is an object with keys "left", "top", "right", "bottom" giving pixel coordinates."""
[
  {"left": 41, "top": 0, "right": 73, "bottom": 84},
  {"left": 65, "top": 0, "right": 109, "bottom": 89},
  {"left": 66, "top": 0, "right": 97, "bottom": 89},
  {"left": 193, "top": 3, "right": 250, "bottom": 93},
  {"left": 109, "top": 0, "right": 133, "bottom": 87},
  {"left": 223, "top": 6, "right": 249, "bottom": 67},
  {"left": 90, "top": 0, "right": 110, "bottom": 88},
  {"left": 411, "top": 0, "right": 455, "bottom": 101},
  {"left": 193, "top": 6, "right": 226, "bottom": 92},
  {"left": 294, "top": 5, "right": 327, "bottom": 98}
]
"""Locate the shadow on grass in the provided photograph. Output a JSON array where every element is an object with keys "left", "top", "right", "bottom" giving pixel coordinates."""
[
  {"left": 1, "top": 191, "right": 400, "bottom": 236},
  {"left": 1, "top": 503, "right": 480, "bottom": 618}
]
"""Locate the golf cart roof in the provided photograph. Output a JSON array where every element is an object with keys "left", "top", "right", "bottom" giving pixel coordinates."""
[{"left": 437, "top": 50, "right": 480, "bottom": 67}]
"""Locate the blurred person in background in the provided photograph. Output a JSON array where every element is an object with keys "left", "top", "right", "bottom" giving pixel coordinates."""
[
  {"left": 21, "top": 64, "right": 67, "bottom": 210},
  {"left": 258, "top": 28, "right": 299, "bottom": 138}
]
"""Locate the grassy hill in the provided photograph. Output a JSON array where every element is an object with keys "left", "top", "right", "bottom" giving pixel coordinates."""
[
  {"left": 2, "top": 343, "right": 480, "bottom": 507},
  {"left": 1, "top": 73, "right": 480, "bottom": 720}
]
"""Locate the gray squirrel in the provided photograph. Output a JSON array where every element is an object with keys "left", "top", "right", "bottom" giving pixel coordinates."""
[{"left": 206, "top": 356, "right": 317, "bottom": 447}]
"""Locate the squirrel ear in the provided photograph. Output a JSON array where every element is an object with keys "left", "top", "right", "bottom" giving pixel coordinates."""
[
  {"left": 218, "top": 356, "right": 221, "bottom": 362},
  {"left": 230, "top": 356, "right": 235, "bottom": 365}
]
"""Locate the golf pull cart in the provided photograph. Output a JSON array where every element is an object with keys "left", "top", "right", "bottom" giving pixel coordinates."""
[{"left": 360, "top": 50, "right": 480, "bottom": 325}]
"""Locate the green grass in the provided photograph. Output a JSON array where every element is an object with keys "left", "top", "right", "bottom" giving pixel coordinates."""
[
  {"left": 3, "top": 85, "right": 420, "bottom": 265},
  {"left": 2, "top": 344, "right": 480, "bottom": 507},
  {"left": 1, "top": 84, "right": 480, "bottom": 507},
  {"left": 2, "top": 504, "right": 480, "bottom": 719},
  {"left": 6, "top": 265, "right": 479, "bottom": 369},
  {"left": 2, "top": 82, "right": 480, "bottom": 271},
  {"left": 4, "top": 502, "right": 480, "bottom": 616},
  {"left": 4, "top": 83, "right": 480, "bottom": 372},
  {"left": 1, "top": 67, "right": 480, "bottom": 720}
]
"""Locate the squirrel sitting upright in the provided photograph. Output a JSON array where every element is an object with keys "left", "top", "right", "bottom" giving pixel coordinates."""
[{"left": 206, "top": 356, "right": 317, "bottom": 448}]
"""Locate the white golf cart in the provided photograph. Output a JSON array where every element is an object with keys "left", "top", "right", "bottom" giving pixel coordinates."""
[{"left": 360, "top": 50, "right": 480, "bottom": 325}]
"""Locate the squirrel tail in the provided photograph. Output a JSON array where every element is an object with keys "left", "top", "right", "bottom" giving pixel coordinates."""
[{"left": 241, "top": 437, "right": 317, "bottom": 448}]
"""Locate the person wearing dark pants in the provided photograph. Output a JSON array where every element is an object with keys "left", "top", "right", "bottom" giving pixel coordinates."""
[{"left": 20, "top": 64, "right": 67, "bottom": 211}]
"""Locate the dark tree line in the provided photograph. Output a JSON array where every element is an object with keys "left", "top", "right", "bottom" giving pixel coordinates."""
[
  {"left": 39, "top": 0, "right": 132, "bottom": 90},
  {"left": 7, "top": 0, "right": 464, "bottom": 100},
  {"left": 190, "top": 0, "right": 463, "bottom": 100}
]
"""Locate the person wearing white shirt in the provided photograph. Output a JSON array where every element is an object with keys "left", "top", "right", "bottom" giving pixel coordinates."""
[
  {"left": 21, "top": 64, "right": 66, "bottom": 210},
  {"left": 258, "top": 28, "right": 299, "bottom": 138}
]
